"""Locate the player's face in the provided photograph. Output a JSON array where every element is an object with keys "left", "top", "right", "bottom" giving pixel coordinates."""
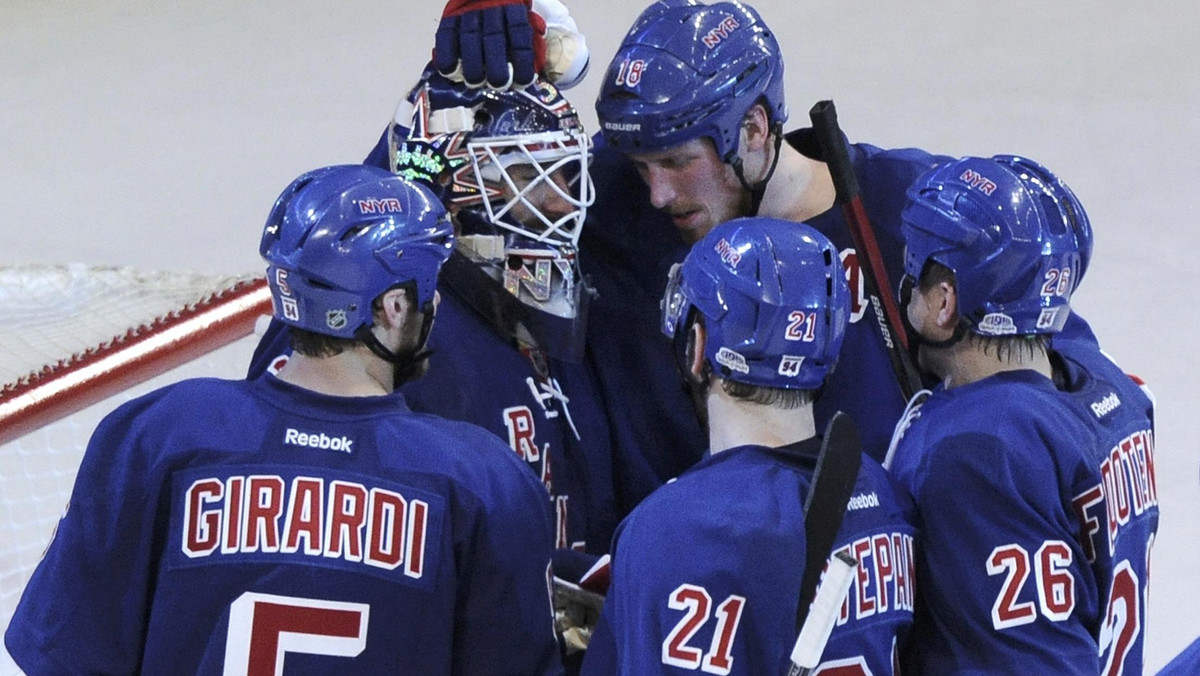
[
  {"left": 501, "top": 162, "right": 576, "bottom": 231},
  {"left": 903, "top": 275, "right": 952, "bottom": 379},
  {"left": 628, "top": 138, "right": 747, "bottom": 244}
]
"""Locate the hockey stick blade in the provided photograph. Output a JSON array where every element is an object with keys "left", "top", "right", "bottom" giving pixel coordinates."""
[
  {"left": 788, "top": 550, "right": 859, "bottom": 675},
  {"left": 794, "top": 412, "right": 861, "bottom": 636},
  {"left": 809, "top": 100, "right": 923, "bottom": 402}
]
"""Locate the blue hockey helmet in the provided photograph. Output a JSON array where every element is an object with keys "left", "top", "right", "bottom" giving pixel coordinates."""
[
  {"left": 260, "top": 164, "right": 455, "bottom": 339},
  {"left": 901, "top": 155, "right": 1092, "bottom": 337},
  {"left": 662, "top": 217, "right": 849, "bottom": 389},
  {"left": 595, "top": 0, "right": 787, "bottom": 163}
]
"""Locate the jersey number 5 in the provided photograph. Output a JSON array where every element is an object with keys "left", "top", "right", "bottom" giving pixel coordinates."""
[{"left": 225, "top": 592, "right": 369, "bottom": 675}]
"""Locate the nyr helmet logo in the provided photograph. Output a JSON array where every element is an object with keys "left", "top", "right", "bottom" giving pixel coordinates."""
[
  {"left": 959, "top": 169, "right": 998, "bottom": 196},
  {"left": 714, "top": 238, "right": 743, "bottom": 268},
  {"left": 356, "top": 198, "right": 403, "bottom": 214},
  {"left": 701, "top": 16, "right": 741, "bottom": 49},
  {"left": 326, "top": 309, "right": 348, "bottom": 331}
]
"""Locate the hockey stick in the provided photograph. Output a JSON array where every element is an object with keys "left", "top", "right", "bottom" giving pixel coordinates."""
[
  {"left": 787, "top": 550, "right": 859, "bottom": 676},
  {"left": 787, "top": 411, "right": 862, "bottom": 675},
  {"left": 809, "top": 100, "right": 923, "bottom": 402}
]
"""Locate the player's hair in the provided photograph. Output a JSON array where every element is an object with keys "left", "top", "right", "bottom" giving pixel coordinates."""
[
  {"left": 596, "top": 0, "right": 786, "bottom": 163},
  {"left": 288, "top": 287, "right": 416, "bottom": 358},
  {"left": 902, "top": 155, "right": 1091, "bottom": 337},
  {"left": 917, "top": 260, "right": 1050, "bottom": 363},
  {"left": 720, "top": 378, "right": 814, "bottom": 408},
  {"left": 289, "top": 327, "right": 356, "bottom": 358}
]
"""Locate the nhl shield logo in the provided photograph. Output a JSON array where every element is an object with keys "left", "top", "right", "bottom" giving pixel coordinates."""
[{"left": 326, "top": 309, "right": 348, "bottom": 331}]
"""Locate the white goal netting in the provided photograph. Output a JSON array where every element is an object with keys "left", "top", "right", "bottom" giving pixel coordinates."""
[{"left": 0, "top": 264, "right": 271, "bottom": 674}]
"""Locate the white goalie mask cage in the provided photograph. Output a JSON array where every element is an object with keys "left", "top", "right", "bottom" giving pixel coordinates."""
[
  {"left": 466, "top": 127, "right": 594, "bottom": 249},
  {"left": 388, "top": 71, "right": 596, "bottom": 357}
]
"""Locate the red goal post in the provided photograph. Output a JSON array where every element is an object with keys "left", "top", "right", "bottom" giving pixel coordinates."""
[{"left": 0, "top": 264, "right": 272, "bottom": 673}]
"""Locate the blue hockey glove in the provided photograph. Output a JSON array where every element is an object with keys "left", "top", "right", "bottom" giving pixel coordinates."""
[{"left": 434, "top": 0, "right": 543, "bottom": 89}]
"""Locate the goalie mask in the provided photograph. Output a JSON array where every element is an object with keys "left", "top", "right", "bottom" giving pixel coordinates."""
[{"left": 387, "top": 66, "right": 595, "bottom": 360}]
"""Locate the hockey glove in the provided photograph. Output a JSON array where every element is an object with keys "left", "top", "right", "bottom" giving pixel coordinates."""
[
  {"left": 551, "top": 552, "right": 610, "bottom": 653},
  {"left": 434, "top": 0, "right": 545, "bottom": 89}
]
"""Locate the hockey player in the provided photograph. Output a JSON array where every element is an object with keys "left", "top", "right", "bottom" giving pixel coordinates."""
[
  {"left": 886, "top": 155, "right": 1157, "bottom": 673},
  {"left": 250, "top": 69, "right": 626, "bottom": 667},
  {"left": 429, "top": 0, "right": 954, "bottom": 467},
  {"left": 6, "top": 165, "right": 563, "bottom": 675},
  {"left": 581, "top": 217, "right": 919, "bottom": 674}
]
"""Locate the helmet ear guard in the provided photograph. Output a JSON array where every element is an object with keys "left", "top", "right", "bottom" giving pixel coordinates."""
[{"left": 900, "top": 155, "right": 1090, "bottom": 337}]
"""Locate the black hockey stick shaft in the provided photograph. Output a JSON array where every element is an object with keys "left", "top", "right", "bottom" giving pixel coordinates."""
[
  {"left": 809, "top": 100, "right": 923, "bottom": 402},
  {"left": 789, "top": 411, "right": 862, "bottom": 673}
]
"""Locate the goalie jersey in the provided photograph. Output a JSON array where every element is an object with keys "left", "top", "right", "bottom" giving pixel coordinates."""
[
  {"left": 886, "top": 342, "right": 1157, "bottom": 674},
  {"left": 582, "top": 439, "right": 918, "bottom": 675},
  {"left": 4, "top": 375, "right": 562, "bottom": 675}
]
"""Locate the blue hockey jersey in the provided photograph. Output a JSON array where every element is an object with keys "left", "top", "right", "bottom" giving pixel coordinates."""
[
  {"left": 582, "top": 439, "right": 918, "bottom": 675},
  {"left": 398, "top": 285, "right": 621, "bottom": 562},
  {"left": 887, "top": 344, "right": 1157, "bottom": 674},
  {"left": 248, "top": 282, "right": 623, "bottom": 574},
  {"left": 4, "top": 375, "right": 562, "bottom": 675}
]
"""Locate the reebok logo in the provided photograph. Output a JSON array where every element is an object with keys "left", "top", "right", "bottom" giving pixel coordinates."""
[
  {"left": 846, "top": 492, "right": 880, "bottom": 511},
  {"left": 284, "top": 428, "right": 354, "bottom": 453},
  {"left": 1090, "top": 393, "right": 1121, "bottom": 418}
]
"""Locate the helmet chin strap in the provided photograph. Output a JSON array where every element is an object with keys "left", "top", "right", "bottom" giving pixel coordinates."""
[
  {"left": 899, "top": 302, "right": 968, "bottom": 377},
  {"left": 672, "top": 316, "right": 712, "bottom": 434},
  {"left": 730, "top": 123, "right": 784, "bottom": 217},
  {"left": 355, "top": 297, "right": 437, "bottom": 388},
  {"left": 898, "top": 274, "right": 968, "bottom": 376}
]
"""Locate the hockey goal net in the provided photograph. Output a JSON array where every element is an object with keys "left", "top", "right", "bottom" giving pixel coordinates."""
[{"left": 0, "top": 264, "right": 271, "bottom": 673}]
